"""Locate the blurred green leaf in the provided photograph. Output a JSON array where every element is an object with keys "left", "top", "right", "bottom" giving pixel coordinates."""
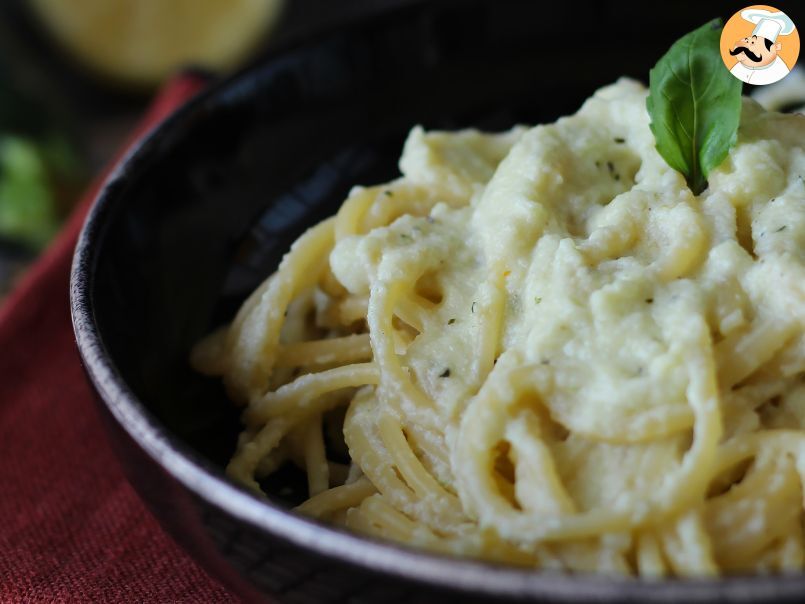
[{"left": 0, "top": 136, "right": 59, "bottom": 249}]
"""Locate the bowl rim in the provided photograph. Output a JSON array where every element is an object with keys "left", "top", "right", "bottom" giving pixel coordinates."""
[{"left": 68, "top": 9, "right": 805, "bottom": 603}]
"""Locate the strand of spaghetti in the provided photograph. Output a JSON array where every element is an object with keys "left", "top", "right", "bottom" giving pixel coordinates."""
[
  {"left": 279, "top": 394, "right": 342, "bottom": 468},
  {"left": 255, "top": 447, "right": 288, "bottom": 478},
  {"left": 295, "top": 476, "right": 377, "bottom": 518},
  {"left": 356, "top": 494, "right": 421, "bottom": 542},
  {"left": 347, "top": 393, "right": 471, "bottom": 535},
  {"left": 275, "top": 334, "right": 372, "bottom": 368},
  {"left": 244, "top": 362, "right": 379, "bottom": 424},
  {"left": 551, "top": 536, "right": 633, "bottom": 575},
  {"left": 319, "top": 265, "right": 347, "bottom": 298},
  {"left": 337, "top": 295, "right": 369, "bottom": 325},
  {"left": 376, "top": 412, "right": 460, "bottom": 513},
  {"left": 736, "top": 377, "right": 796, "bottom": 410},
  {"left": 342, "top": 390, "right": 418, "bottom": 510},
  {"left": 715, "top": 319, "right": 797, "bottom": 389},
  {"left": 459, "top": 528, "right": 545, "bottom": 566},
  {"left": 750, "top": 334, "right": 805, "bottom": 382},
  {"left": 505, "top": 409, "right": 577, "bottom": 516},
  {"left": 303, "top": 414, "right": 329, "bottom": 496},
  {"left": 453, "top": 364, "right": 563, "bottom": 531},
  {"left": 344, "top": 506, "right": 378, "bottom": 535},
  {"left": 401, "top": 422, "right": 453, "bottom": 491},
  {"left": 636, "top": 532, "right": 668, "bottom": 578},
  {"left": 225, "top": 218, "right": 336, "bottom": 400},
  {"left": 334, "top": 186, "right": 379, "bottom": 240},
  {"left": 659, "top": 511, "right": 717, "bottom": 577},
  {"left": 705, "top": 454, "right": 803, "bottom": 571},
  {"left": 191, "top": 274, "right": 274, "bottom": 394},
  {"left": 358, "top": 494, "right": 452, "bottom": 551},
  {"left": 227, "top": 417, "right": 291, "bottom": 493},
  {"left": 713, "top": 430, "right": 805, "bottom": 476},
  {"left": 391, "top": 327, "right": 416, "bottom": 355},
  {"left": 368, "top": 280, "right": 440, "bottom": 428},
  {"left": 471, "top": 269, "right": 506, "bottom": 392},
  {"left": 393, "top": 295, "right": 429, "bottom": 334},
  {"left": 228, "top": 274, "right": 276, "bottom": 350},
  {"left": 399, "top": 438, "right": 455, "bottom": 516}
]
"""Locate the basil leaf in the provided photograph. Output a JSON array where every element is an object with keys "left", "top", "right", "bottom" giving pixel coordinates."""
[{"left": 646, "top": 19, "right": 742, "bottom": 195}]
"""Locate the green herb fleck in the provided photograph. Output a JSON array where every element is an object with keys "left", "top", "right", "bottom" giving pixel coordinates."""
[{"left": 606, "top": 160, "right": 620, "bottom": 181}]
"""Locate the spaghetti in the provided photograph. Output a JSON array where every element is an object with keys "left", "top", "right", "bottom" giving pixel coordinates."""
[{"left": 192, "top": 79, "right": 805, "bottom": 575}]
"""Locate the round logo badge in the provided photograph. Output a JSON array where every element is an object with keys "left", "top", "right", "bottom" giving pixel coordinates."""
[{"left": 720, "top": 5, "right": 799, "bottom": 85}]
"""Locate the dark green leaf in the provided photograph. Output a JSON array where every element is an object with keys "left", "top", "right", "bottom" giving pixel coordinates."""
[{"left": 646, "top": 19, "right": 742, "bottom": 195}]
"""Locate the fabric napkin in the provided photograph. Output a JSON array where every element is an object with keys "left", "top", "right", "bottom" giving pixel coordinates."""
[{"left": 0, "top": 75, "right": 237, "bottom": 603}]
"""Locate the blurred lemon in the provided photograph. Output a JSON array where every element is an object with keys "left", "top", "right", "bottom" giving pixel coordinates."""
[{"left": 28, "top": 0, "right": 284, "bottom": 87}]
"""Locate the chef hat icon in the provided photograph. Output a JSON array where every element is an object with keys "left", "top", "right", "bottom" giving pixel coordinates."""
[{"left": 741, "top": 8, "right": 795, "bottom": 42}]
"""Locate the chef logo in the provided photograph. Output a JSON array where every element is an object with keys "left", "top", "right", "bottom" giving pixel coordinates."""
[{"left": 720, "top": 5, "right": 799, "bottom": 85}]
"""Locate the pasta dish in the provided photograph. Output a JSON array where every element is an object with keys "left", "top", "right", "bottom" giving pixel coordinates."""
[{"left": 192, "top": 79, "right": 805, "bottom": 576}]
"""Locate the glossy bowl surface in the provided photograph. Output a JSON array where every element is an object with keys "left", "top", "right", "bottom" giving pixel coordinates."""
[{"left": 71, "top": 1, "right": 805, "bottom": 601}]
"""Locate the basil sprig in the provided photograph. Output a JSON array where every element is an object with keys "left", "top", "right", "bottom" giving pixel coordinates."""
[{"left": 646, "top": 19, "right": 742, "bottom": 195}]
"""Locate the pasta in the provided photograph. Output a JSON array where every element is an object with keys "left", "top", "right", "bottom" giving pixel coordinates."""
[{"left": 192, "top": 79, "right": 805, "bottom": 576}]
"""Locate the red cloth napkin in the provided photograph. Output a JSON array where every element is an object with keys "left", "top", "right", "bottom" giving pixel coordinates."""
[{"left": 0, "top": 76, "right": 237, "bottom": 603}]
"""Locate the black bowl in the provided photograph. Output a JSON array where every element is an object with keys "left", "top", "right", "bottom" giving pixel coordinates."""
[{"left": 70, "top": 1, "right": 805, "bottom": 601}]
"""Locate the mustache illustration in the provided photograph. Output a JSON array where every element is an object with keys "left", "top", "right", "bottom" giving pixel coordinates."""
[{"left": 730, "top": 46, "right": 763, "bottom": 62}]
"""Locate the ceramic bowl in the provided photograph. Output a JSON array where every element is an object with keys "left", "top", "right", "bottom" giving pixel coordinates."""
[{"left": 70, "top": 1, "right": 805, "bottom": 601}]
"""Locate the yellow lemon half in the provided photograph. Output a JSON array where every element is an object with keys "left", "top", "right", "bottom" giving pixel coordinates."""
[{"left": 28, "top": 0, "right": 284, "bottom": 87}]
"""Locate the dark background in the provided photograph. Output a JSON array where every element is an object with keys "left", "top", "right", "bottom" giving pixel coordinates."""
[{"left": 3, "top": 0, "right": 804, "bottom": 167}]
